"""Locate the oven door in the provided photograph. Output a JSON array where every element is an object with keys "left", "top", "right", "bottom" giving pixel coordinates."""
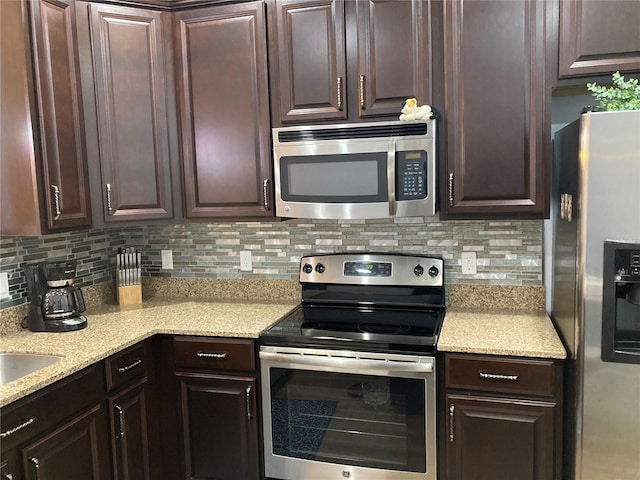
[{"left": 260, "top": 346, "right": 437, "bottom": 480}]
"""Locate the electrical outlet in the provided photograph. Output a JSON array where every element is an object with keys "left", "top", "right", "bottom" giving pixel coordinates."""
[
  {"left": 0, "top": 272, "right": 9, "bottom": 299},
  {"left": 461, "top": 251, "right": 477, "bottom": 275},
  {"left": 161, "top": 250, "right": 174, "bottom": 270},
  {"left": 240, "top": 250, "right": 252, "bottom": 272}
]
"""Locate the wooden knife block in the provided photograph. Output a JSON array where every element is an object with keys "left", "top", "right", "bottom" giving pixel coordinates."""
[{"left": 117, "top": 283, "right": 142, "bottom": 305}]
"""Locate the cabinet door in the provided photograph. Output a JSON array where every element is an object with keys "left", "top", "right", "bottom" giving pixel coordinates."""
[
  {"left": 559, "top": 0, "right": 640, "bottom": 78},
  {"left": 446, "top": 395, "right": 556, "bottom": 480},
  {"left": 441, "top": 0, "right": 549, "bottom": 218},
  {"left": 356, "top": 0, "right": 433, "bottom": 118},
  {"left": 21, "top": 404, "right": 110, "bottom": 480},
  {"left": 29, "top": 0, "right": 92, "bottom": 230},
  {"left": 176, "top": 373, "right": 259, "bottom": 480},
  {"left": 269, "top": 0, "right": 347, "bottom": 123},
  {"left": 175, "top": 2, "right": 273, "bottom": 219},
  {"left": 108, "top": 378, "right": 151, "bottom": 480},
  {"left": 88, "top": 3, "right": 175, "bottom": 223}
]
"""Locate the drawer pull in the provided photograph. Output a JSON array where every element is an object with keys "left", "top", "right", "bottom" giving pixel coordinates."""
[
  {"left": 0, "top": 417, "right": 35, "bottom": 438},
  {"left": 117, "top": 359, "right": 142, "bottom": 374},
  {"left": 479, "top": 371, "right": 519, "bottom": 381},
  {"left": 4, "top": 473, "right": 14, "bottom": 480},
  {"left": 196, "top": 351, "right": 227, "bottom": 359}
]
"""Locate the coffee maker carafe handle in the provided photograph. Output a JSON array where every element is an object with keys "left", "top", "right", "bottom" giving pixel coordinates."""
[{"left": 71, "top": 286, "right": 86, "bottom": 314}]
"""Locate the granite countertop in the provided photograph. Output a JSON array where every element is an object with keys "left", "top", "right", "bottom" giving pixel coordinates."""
[
  {"left": 0, "top": 298, "right": 566, "bottom": 408},
  {"left": 0, "top": 299, "right": 298, "bottom": 407},
  {"left": 438, "top": 308, "right": 567, "bottom": 359}
]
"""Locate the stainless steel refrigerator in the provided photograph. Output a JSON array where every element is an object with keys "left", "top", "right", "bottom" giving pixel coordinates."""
[{"left": 546, "top": 110, "right": 640, "bottom": 480}]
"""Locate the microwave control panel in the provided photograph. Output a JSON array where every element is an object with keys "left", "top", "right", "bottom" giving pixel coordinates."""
[{"left": 397, "top": 151, "right": 427, "bottom": 200}]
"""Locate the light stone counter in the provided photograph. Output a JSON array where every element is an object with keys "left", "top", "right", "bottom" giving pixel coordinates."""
[
  {"left": 0, "top": 300, "right": 297, "bottom": 407},
  {"left": 438, "top": 308, "right": 566, "bottom": 359}
]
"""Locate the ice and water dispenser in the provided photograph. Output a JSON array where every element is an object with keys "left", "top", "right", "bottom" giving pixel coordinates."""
[{"left": 602, "top": 241, "right": 640, "bottom": 364}]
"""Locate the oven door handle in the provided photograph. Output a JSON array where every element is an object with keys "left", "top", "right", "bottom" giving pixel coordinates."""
[{"left": 260, "top": 350, "right": 433, "bottom": 375}]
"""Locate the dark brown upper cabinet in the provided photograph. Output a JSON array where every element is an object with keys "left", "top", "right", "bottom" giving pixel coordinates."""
[
  {"left": 439, "top": 0, "right": 552, "bottom": 219},
  {"left": 174, "top": 2, "right": 273, "bottom": 219},
  {"left": 1, "top": 0, "right": 92, "bottom": 236},
  {"left": 267, "top": 0, "right": 434, "bottom": 125},
  {"left": 558, "top": 0, "right": 640, "bottom": 78},
  {"left": 30, "top": 0, "right": 93, "bottom": 231},
  {"left": 81, "top": 2, "right": 180, "bottom": 225}
]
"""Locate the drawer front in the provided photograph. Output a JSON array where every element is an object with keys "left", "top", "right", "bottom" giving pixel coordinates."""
[
  {"left": 445, "top": 354, "right": 558, "bottom": 398},
  {"left": 105, "top": 341, "right": 150, "bottom": 392},
  {"left": 173, "top": 337, "right": 255, "bottom": 372},
  {"left": 0, "top": 364, "right": 103, "bottom": 453}
]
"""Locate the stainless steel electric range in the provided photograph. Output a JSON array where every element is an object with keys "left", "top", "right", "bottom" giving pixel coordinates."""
[{"left": 260, "top": 253, "right": 445, "bottom": 480}]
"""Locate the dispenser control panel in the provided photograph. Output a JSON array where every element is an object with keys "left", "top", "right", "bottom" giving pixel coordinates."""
[{"left": 615, "top": 249, "right": 640, "bottom": 280}]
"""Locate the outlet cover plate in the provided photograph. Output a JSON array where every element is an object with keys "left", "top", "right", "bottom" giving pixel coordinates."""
[
  {"left": 240, "top": 251, "right": 252, "bottom": 271},
  {"left": 161, "top": 250, "right": 174, "bottom": 270},
  {"left": 461, "top": 251, "right": 477, "bottom": 275}
]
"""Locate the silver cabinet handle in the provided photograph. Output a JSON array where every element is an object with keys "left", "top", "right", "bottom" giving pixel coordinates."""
[
  {"left": 359, "top": 75, "right": 365, "bottom": 108},
  {"left": 387, "top": 141, "right": 396, "bottom": 216},
  {"left": 3, "top": 473, "right": 14, "bottom": 480},
  {"left": 337, "top": 77, "right": 343, "bottom": 110},
  {"left": 263, "top": 179, "right": 270, "bottom": 210},
  {"left": 449, "top": 404, "right": 455, "bottom": 442},
  {"left": 50, "top": 184, "right": 61, "bottom": 219},
  {"left": 196, "top": 351, "right": 227, "bottom": 359},
  {"left": 479, "top": 372, "right": 520, "bottom": 381},
  {"left": 106, "top": 183, "right": 113, "bottom": 215},
  {"left": 30, "top": 457, "right": 40, "bottom": 480},
  {"left": 448, "top": 173, "right": 454, "bottom": 207},
  {"left": 117, "top": 359, "right": 142, "bottom": 374},
  {"left": 1, "top": 417, "right": 35, "bottom": 438},
  {"left": 114, "top": 404, "right": 125, "bottom": 439},
  {"left": 245, "top": 386, "right": 253, "bottom": 420}
]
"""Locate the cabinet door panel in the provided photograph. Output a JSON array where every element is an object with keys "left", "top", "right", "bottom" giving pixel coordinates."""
[
  {"left": 176, "top": 373, "right": 258, "bottom": 480},
  {"left": 109, "top": 379, "right": 151, "bottom": 480},
  {"left": 356, "top": 0, "right": 432, "bottom": 118},
  {"left": 30, "top": 0, "right": 92, "bottom": 230},
  {"left": 21, "top": 404, "right": 109, "bottom": 480},
  {"left": 271, "top": 0, "right": 347, "bottom": 123},
  {"left": 89, "top": 4, "right": 174, "bottom": 222},
  {"left": 175, "top": 2, "right": 273, "bottom": 218},
  {"left": 446, "top": 395, "right": 555, "bottom": 480},
  {"left": 559, "top": 0, "right": 640, "bottom": 78},
  {"left": 441, "top": 0, "right": 549, "bottom": 218}
]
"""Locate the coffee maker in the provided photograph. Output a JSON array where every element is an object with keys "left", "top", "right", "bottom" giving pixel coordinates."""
[{"left": 23, "top": 260, "right": 88, "bottom": 332}]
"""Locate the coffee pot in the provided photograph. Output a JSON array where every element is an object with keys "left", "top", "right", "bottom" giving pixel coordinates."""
[{"left": 23, "top": 260, "right": 88, "bottom": 332}]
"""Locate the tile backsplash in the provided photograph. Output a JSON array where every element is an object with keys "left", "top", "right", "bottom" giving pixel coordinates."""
[{"left": 0, "top": 217, "right": 542, "bottom": 310}]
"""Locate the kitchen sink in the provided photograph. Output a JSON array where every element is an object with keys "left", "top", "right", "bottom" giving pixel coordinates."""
[{"left": 0, "top": 353, "right": 62, "bottom": 386}]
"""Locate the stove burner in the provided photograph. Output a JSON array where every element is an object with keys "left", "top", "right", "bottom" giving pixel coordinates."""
[{"left": 357, "top": 323, "right": 411, "bottom": 335}]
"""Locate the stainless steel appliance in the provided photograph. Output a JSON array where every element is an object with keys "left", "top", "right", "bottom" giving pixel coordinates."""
[
  {"left": 260, "top": 253, "right": 444, "bottom": 480},
  {"left": 546, "top": 110, "right": 640, "bottom": 480},
  {"left": 272, "top": 119, "right": 437, "bottom": 219},
  {"left": 23, "top": 260, "right": 87, "bottom": 332}
]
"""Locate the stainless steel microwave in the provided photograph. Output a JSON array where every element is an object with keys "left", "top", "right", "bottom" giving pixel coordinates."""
[{"left": 273, "top": 120, "right": 437, "bottom": 219}]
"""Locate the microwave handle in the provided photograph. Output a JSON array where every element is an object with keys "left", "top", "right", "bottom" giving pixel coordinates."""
[{"left": 387, "top": 141, "right": 396, "bottom": 216}]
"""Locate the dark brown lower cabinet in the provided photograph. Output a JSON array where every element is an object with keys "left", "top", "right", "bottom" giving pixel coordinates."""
[
  {"left": 443, "top": 353, "right": 563, "bottom": 480},
  {"left": 108, "top": 379, "right": 151, "bottom": 480},
  {"left": 175, "top": 373, "right": 259, "bottom": 480},
  {"left": 21, "top": 404, "right": 109, "bottom": 480},
  {"left": 445, "top": 395, "right": 555, "bottom": 480}
]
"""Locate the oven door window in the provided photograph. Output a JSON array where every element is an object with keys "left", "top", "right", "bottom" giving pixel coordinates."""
[
  {"left": 268, "top": 367, "right": 426, "bottom": 473},
  {"left": 279, "top": 153, "right": 388, "bottom": 203}
]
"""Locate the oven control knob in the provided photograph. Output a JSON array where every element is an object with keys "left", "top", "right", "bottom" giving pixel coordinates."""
[
  {"left": 302, "top": 263, "right": 313, "bottom": 274},
  {"left": 413, "top": 265, "right": 424, "bottom": 277},
  {"left": 315, "top": 263, "right": 326, "bottom": 273},
  {"left": 428, "top": 266, "right": 440, "bottom": 278}
]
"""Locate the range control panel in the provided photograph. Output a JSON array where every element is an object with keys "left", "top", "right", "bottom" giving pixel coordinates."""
[{"left": 299, "top": 253, "right": 443, "bottom": 287}]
